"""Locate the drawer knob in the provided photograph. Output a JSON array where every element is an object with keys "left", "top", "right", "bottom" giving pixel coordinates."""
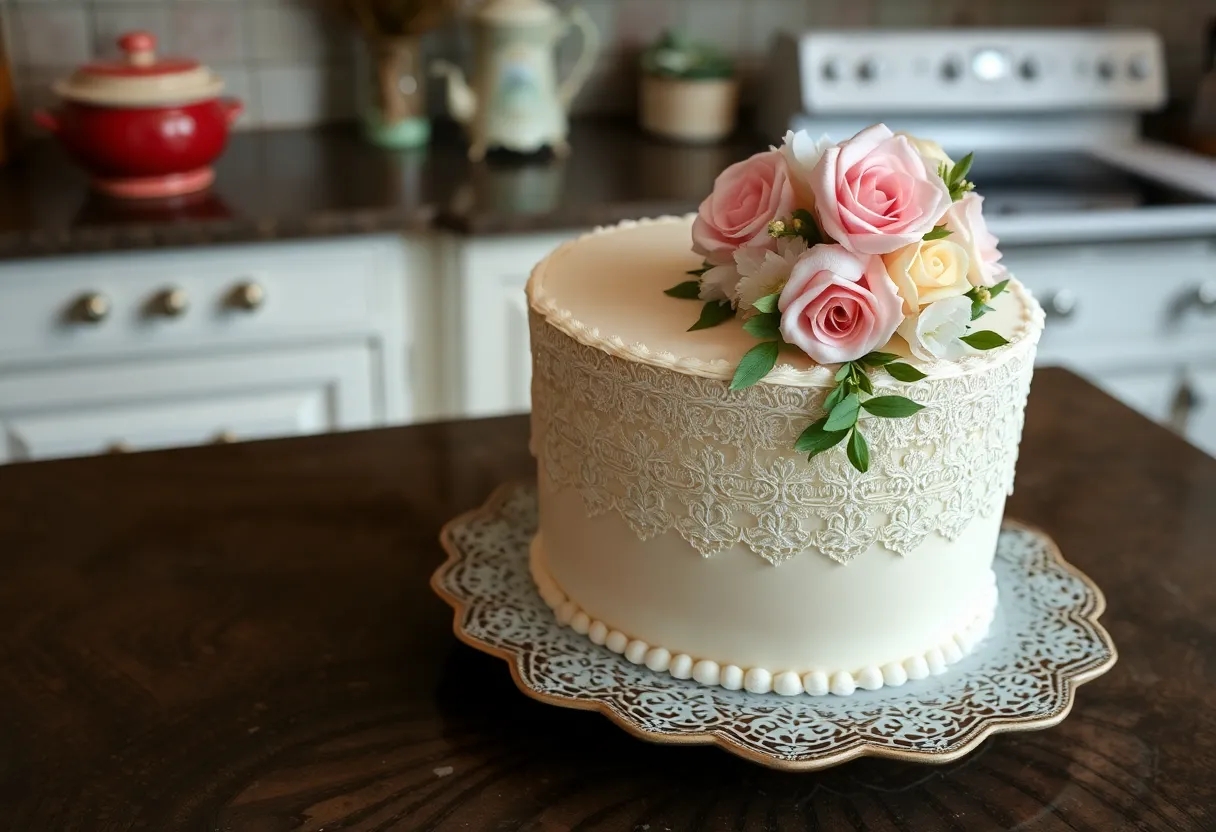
[
  {"left": 212, "top": 430, "right": 237, "bottom": 445},
  {"left": 229, "top": 281, "right": 266, "bottom": 312},
  {"left": 150, "top": 287, "right": 190, "bottom": 318},
  {"left": 69, "top": 292, "right": 111, "bottom": 324},
  {"left": 1043, "top": 289, "right": 1077, "bottom": 320},
  {"left": 106, "top": 441, "right": 132, "bottom": 455}
]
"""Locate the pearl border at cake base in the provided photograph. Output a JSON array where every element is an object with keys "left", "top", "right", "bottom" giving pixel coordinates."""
[{"left": 431, "top": 481, "right": 1117, "bottom": 772}]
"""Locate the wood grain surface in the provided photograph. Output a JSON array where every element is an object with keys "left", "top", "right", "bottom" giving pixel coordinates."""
[{"left": 0, "top": 367, "right": 1212, "bottom": 831}]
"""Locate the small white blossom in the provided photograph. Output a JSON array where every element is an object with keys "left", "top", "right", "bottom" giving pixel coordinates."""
[
  {"left": 733, "top": 238, "right": 808, "bottom": 316},
  {"left": 897, "top": 295, "right": 972, "bottom": 361},
  {"left": 698, "top": 262, "right": 742, "bottom": 304}
]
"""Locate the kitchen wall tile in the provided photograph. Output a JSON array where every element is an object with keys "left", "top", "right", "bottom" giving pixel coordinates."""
[
  {"left": 247, "top": 2, "right": 353, "bottom": 64},
  {"left": 256, "top": 63, "right": 355, "bottom": 128},
  {"left": 807, "top": 0, "right": 875, "bottom": 28},
  {"left": 93, "top": 4, "right": 169, "bottom": 58},
  {"left": 678, "top": 0, "right": 745, "bottom": 55},
  {"left": 569, "top": 55, "right": 633, "bottom": 115},
  {"left": 10, "top": 3, "right": 92, "bottom": 69},
  {"left": 12, "top": 65, "right": 69, "bottom": 134},
  {"left": 615, "top": 0, "right": 679, "bottom": 51},
  {"left": 169, "top": 3, "right": 247, "bottom": 64},
  {"left": 216, "top": 65, "right": 259, "bottom": 130},
  {"left": 746, "top": 0, "right": 812, "bottom": 54}
]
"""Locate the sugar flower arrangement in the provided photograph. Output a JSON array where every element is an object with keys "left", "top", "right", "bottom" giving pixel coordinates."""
[{"left": 665, "top": 123, "right": 1011, "bottom": 473}]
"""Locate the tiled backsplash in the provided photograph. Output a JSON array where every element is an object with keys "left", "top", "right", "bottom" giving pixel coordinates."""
[{"left": 2, "top": 0, "right": 1213, "bottom": 132}]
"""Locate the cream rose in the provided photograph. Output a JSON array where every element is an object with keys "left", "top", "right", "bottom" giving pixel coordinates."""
[
  {"left": 883, "top": 239, "right": 972, "bottom": 315},
  {"left": 897, "top": 132, "right": 954, "bottom": 171},
  {"left": 897, "top": 295, "right": 973, "bottom": 361}
]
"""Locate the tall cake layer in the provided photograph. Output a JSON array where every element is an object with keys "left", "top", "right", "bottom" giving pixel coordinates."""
[{"left": 527, "top": 216, "right": 1043, "bottom": 696}]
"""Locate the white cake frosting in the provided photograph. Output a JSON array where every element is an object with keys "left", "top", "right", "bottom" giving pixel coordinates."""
[{"left": 526, "top": 215, "right": 1043, "bottom": 695}]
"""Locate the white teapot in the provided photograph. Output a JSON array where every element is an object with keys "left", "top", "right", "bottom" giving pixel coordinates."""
[{"left": 434, "top": 0, "right": 599, "bottom": 161}]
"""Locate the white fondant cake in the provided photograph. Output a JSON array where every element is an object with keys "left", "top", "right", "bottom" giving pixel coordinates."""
[{"left": 526, "top": 128, "right": 1043, "bottom": 696}]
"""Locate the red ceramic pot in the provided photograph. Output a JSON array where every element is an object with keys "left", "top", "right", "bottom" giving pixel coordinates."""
[{"left": 36, "top": 32, "right": 243, "bottom": 199}]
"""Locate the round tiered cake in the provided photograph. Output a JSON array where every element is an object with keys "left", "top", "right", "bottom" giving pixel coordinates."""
[{"left": 526, "top": 126, "right": 1044, "bottom": 696}]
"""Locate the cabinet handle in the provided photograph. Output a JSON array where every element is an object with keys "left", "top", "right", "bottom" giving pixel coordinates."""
[
  {"left": 1169, "top": 378, "right": 1201, "bottom": 434},
  {"left": 212, "top": 430, "right": 237, "bottom": 445},
  {"left": 228, "top": 281, "right": 266, "bottom": 312},
  {"left": 150, "top": 286, "right": 189, "bottom": 318},
  {"left": 68, "top": 292, "right": 111, "bottom": 324},
  {"left": 106, "top": 441, "right": 133, "bottom": 455},
  {"left": 1042, "top": 289, "right": 1077, "bottom": 320}
]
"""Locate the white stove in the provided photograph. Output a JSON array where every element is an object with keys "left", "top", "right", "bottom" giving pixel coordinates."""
[{"left": 764, "top": 28, "right": 1216, "bottom": 455}]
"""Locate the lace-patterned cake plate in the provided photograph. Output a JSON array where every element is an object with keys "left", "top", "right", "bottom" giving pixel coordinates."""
[{"left": 431, "top": 481, "right": 1117, "bottom": 772}]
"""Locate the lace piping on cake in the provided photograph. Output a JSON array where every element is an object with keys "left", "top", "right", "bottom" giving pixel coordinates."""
[
  {"left": 530, "top": 539, "right": 997, "bottom": 697},
  {"left": 526, "top": 215, "right": 1044, "bottom": 388},
  {"left": 530, "top": 307, "right": 1040, "bottom": 565}
]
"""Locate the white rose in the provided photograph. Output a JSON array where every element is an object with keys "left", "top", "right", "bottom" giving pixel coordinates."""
[
  {"left": 779, "top": 129, "right": 833, "bottom": 205},
  {"left": 733, "top": 237, "right": 808, "bottom": 316},
  {"left": 897, "top": 295, "right": 973, "bottom": 360},
  {"left": 897, "top": 132, "right": 954, "bottom": 171},
  {"left": 882, "top": 239, "right": 971, "bottom": 315}
]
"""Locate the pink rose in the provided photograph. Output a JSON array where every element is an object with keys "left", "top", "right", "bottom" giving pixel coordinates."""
[
  {"left": 778, "top": 244, "right": 904, "bottom": 364},
  {"left": 944, "top": 193, "right": 1006, "bottom": 288},
  {"left": 810, "top": 124, "right": 952, "bottom": 255},
  {"left": 692, "top": 149, "right": 795, "bottom": 266}
]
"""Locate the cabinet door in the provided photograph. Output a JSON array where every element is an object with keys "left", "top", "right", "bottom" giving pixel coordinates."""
[
  {"left": 458, "top": 233, "right": 580, "bottom": 417},
  {"left": 0, "top": 344, "right": 375, "bottom": 463}
]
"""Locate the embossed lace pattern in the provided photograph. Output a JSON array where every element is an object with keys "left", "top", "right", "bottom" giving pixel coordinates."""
[{"left": 530, "top": 310, "right": 1040, "bottom": 565}]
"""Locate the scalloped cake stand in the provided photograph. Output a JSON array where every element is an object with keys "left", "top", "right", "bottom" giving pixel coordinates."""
[{"left": 431, "top": 481, "right": 1117, "bottom": 772}]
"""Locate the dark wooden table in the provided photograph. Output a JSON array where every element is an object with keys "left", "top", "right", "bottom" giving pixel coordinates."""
[{"left": 0, "top": 368, "right": 1212, "bottom": 831}]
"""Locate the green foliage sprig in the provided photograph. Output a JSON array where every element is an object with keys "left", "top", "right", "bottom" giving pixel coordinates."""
[{"left": 939, "top": 152, "right": 976, "bottom": 201}]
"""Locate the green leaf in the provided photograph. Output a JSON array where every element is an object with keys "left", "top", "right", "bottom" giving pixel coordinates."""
[
  {"left": 960, "top": 330, "right": 1010, "bottom": 351},
  {"left": 885, "top": 362, "right": 928, "bottom": 383},
  {"left": 752, "top": 293, "right": 780, "bottom": 314},
  {"left": 742, "top": 312, "right": 781, "bottom": 340},
  {"left": 823, "top": 384, "right": 846, "bottom": 412},
  {"left": 923, "top": 225, "right": 952, "bottom": 241},
  {"left": 970, "top": 299, "right": 994, "bottom": 321},
  {"left": 794, "top": 417, "right": 849, "bottom": 456},
  {"left": 664, "top": 280, "right": 701, "bottom": 299},
  {"left": 856, "top": 370, "right": 873, "bottom": 395},
  {"left": 824, "top": 392, "right": 860, "bottom": 432},
  {"left": 729, "top": 341, "right": 780, "bottom": 390},
  {"left": 860, "top": 351, "right": 901, "bottom": 367},
  {"left": 686, "top": 265, "right": 710, "bottom": 278},
  {"left": 834, "top": 363, "right": 853, "bottom": 383},
  {"left": 989, "top": 278, "right": 1010, "bottom": 298},
  {"left": 949, "top": 152, "right": 974, "bottom": 186},
  {"left": 861, "top": 395, "right": 925, "bottom": 418},
  {"left": 847, "top": 428, "right": 870, "bottom": 473},
  {"left": 688, "top": 301, "right": 734, "bottom": 331}
]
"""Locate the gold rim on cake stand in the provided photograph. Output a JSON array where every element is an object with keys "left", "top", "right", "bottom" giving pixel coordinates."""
[{"left": 431, "top": 480, "right": 1117, "bottom": 772}]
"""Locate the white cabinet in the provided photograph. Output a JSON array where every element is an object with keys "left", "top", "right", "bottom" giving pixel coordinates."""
[
  {"left": 0, "top": 343, "right": 374, "bottom": 463},
  {"left": 451, "top": 232, "right": 581, "bottom": 417},
  {"left": 0, "top": 236, "right": 411, "bottom": 464}
]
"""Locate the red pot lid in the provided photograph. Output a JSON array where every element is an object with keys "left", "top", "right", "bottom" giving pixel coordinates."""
[{"left": 55, "top": 32, "right": 224, "bottom": 107}]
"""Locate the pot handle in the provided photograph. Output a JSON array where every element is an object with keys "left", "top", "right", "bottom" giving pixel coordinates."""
[
  {"left": 33, "top": 110, "right": 60, "bottom": 134},
  {"left": 220, "top": 98, "right": 244, "bottom": 126}
]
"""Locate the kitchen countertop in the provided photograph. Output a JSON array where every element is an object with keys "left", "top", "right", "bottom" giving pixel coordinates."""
[
  {"left": 0, "top": 119, "right": 764, "bottom": 260},
  {"left": 0, "top": 367, "right": 1213, "bottom": 830}
]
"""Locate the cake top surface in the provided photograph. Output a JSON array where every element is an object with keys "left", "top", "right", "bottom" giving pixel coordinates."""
[{"left": 528, "top": 215, "right": 1039, "bottom": 388}]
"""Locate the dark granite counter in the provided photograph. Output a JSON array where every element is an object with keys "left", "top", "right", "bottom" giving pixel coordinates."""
[{"left": 0, "top": 119, "right": 766, "bottom": 260}]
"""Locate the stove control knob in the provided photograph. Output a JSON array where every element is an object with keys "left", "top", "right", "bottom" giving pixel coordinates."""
[
  {"left": 857, "top": 58, "right": 880, "bottom": 82},
  {"left": 821, "top": 58, "right": 841, "bottom": 82},
  {"left": 1128, "top": 55, "right": 1151, "bottom": 81},
  {"left": 1096, "top": 59, "right": 1116, "bottom": 82},
  {"left": 1018, "top": 58, "right": 1039, "bottom": 81},
  {"left": 1194, "top": 281, "right": 1216, "bottom": 312},
  {"left": 1043, "top": 289, "right": 1078, "bottom": 320},
  {"left": 941, "top": 58, "right": 963, "bottom": 82}
]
